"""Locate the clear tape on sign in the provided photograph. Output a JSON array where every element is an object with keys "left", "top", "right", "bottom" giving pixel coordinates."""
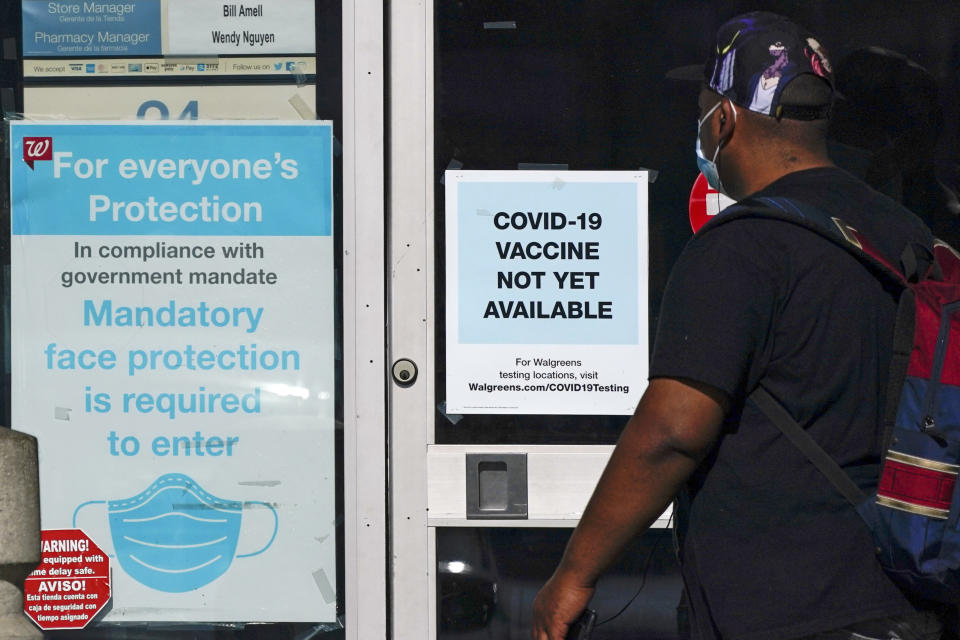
[
  {"left": 288, "top": 93, "right": 316, "bottom": 120},
  {"left": 637, "top": 166, "right": 660, "bottom": 183},
  {"left": 437, "top": 401, "right": 464, "bottom": 425},
  {"left": 440, "top": 158, "right": 464, "bottom": 184},
  {"left": 312, "top": 567, "right": 337, "bottom": 604}
]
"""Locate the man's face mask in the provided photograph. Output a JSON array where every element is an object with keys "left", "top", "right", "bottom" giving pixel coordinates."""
[
  {"left": 87, "top": 474, "right": 278, "bottom": 593},
  {"left": 696, "top": 99, "right": 737, "bottom": 197}
]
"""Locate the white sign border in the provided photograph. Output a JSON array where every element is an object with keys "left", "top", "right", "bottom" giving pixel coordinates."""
[{"left": 445, "top": 170, "right": 649, "bottom": 415}]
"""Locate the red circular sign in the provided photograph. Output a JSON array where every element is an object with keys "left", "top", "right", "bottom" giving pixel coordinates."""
[
  {"left": 24, "top": 529, "right": 110, "bottom": 630},
  {"left": 688, "top": 172, "right": 737, "bottom": 233}
]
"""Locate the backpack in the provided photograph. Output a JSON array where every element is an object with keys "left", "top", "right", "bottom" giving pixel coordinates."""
[{"left": 700, "top": 195, "right": 960, "bottom": 603}]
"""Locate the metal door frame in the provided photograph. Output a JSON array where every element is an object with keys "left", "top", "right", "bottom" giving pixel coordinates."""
[
  {"left": 343, "top": 1, "right": 387, "bottom": 638},
  {"left": 388, "top": 0, "right": 436, "bottom": 636}
]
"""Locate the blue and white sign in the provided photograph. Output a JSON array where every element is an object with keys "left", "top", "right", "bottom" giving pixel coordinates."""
[
  {"left": 22, "top": 0, "right": 162, "bottom": 57},
  {"left": 445, "top": 171, "right": 648, "bottom": 415},
  {"left": 10, "top": 121, "right": 336, "bottom": 622}
]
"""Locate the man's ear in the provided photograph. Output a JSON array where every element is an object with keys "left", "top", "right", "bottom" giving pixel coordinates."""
[{"left": 717, "top": 99, "right": 737, "bottom": 141}]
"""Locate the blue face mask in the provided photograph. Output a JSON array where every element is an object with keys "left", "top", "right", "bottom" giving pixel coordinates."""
[
  {"left": 105, "top": 474, "right": 274, "bottom": 593},
  {"left": 696, "top": 99, "right": 737, "bottom": 196}
]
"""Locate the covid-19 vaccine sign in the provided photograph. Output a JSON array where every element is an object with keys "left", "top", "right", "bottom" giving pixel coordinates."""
[
  {"left": 445, "top": 171, "right": 648, "bottom": 415},
  {"left": 10, "top": 121, "right": 336, "bottom": 622}
]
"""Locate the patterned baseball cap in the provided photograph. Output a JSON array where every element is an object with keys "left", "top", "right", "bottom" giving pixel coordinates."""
[{"left": 703, "top": 11, "right": 834, "bottom": 120}]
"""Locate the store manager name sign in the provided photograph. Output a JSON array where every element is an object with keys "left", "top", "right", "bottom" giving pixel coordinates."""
[{"left": 167, "top": 1, "right": 315, "bottom": 55}]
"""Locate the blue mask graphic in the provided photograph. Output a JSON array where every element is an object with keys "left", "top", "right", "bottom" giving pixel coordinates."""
[{"left": 92, "top": 474, "right": 276, "bottom": 593}]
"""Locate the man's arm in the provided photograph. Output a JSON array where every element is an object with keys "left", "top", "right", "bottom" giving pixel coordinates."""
[{"left": 531, "top": 377, "right": 728, "bottom": 640}]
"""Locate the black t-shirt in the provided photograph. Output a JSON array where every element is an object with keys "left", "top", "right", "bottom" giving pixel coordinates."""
[{"left": 650, "top": 167, "right": 933, "bottom": 640}]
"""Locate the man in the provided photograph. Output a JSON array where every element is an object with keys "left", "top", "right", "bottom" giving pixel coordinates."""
[{"left": 532, "top": 12, "right": 941, "bottom": 640}]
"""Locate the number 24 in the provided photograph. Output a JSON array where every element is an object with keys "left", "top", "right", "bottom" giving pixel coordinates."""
[{"left": 136, "top": 100, "right": 199, "bottom": 120}]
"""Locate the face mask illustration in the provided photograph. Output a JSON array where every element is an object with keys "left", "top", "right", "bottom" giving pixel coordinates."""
[{"left": 74, "top": 474, "right": 277, "bottom": 593}]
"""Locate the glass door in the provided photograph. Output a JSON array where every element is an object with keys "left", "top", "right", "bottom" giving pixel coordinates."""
[
  {"left": 388, "top": 1, "right": 960, "bottom": 638},
  {"left": 388, "top": 3, "right": 680, "bottom": 639}
]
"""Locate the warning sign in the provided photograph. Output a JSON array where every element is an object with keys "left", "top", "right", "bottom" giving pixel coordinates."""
[
  {"left": 688, "top": 172, "right": 737, "bottom": 233},
  {"left": 24, "top": 529, "right": 110, "bottom": 630}
]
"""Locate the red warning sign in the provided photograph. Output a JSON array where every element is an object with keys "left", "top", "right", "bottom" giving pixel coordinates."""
[
  {"left": 24, "top": 529, "right": 110, "bottom": 630},
  {"left": 688, "top": 172, "right": 737, "bottom": 233}
]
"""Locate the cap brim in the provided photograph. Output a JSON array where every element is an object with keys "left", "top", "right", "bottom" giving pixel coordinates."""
[{"left": 665, "top": 64, "right": 704, "bottom": 83}]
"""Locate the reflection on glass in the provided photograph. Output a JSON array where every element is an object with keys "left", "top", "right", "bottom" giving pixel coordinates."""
[
  {"left": 437, "top": 528, "right": 681, "bottom": 639},
  {"left": 262, "top": 382, "right": 311, "bottom": 399}
]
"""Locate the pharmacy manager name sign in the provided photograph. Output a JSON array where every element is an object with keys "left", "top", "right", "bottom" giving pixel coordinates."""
[{"left": 10, "top": 121, "right": 337, "bottom": 622}]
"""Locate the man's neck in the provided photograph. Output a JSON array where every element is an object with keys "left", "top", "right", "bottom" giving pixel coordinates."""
[{"left": 732, "top": 154, "right": 835, "bottom": 200}]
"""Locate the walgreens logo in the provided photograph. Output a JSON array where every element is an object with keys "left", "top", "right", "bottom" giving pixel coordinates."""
[{"left": 23, "top": 137, "right": 53, "bottom": 169}]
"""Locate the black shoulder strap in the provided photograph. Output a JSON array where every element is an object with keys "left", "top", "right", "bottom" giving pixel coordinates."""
[
  {"left": 715, "top": 196, "right": 914, "bottom": 495},
  {"left": 750, "top": 387, "right": 867, "bottom": 506},
  {"left": 699, "top": 196, "right": 913, "bottom": 286},
  {"left": 881, "top": 291, "right": 916, "bottom": 457}
]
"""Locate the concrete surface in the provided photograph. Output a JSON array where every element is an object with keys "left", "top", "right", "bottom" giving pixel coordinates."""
[
  {"left": 0, "top": 429, "right": 41, "bottom": 639},
  {"left": 0, "top": 580, "right": 40, "bottom": 639}
]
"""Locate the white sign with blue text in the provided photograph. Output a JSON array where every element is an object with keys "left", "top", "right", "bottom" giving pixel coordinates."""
[
  {"left": 445, "top": 171, "right": 648, "bottom": 415},
  {"left": 10, "top": 121, "right": 336, "bottom": 622},
  {"left": 166, "top": 0, "right": 315, "bottom": 55}
]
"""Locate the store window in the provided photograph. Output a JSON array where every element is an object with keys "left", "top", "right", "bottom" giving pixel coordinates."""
[
  {"left": 3, "top": 2, "right": 345, "bottom": 637},
  {"left": 430, "top": 1, "right": 960, "bottom": 638}
]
